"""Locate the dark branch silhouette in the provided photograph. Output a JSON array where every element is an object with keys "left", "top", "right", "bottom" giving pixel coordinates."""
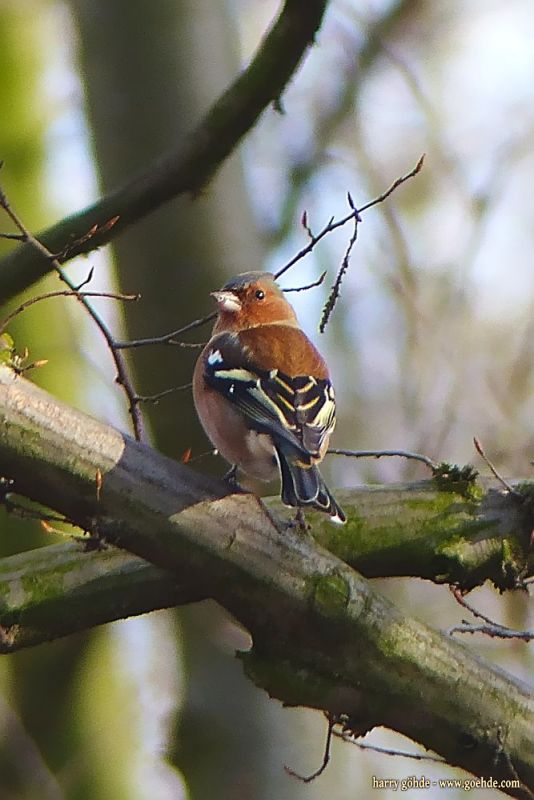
[{"left": 0, "top": 0, "right": 329, "bottom": 302}]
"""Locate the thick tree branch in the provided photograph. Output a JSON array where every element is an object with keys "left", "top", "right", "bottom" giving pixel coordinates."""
[
  {"left": 0, "top": 541, "right": 201, "bottom": 650},
  {"left": 1, "top": 476, "right": 532, "bottom": 650},
  {"left": 0, "top": 366, "right": 533, "bottom": 795},
  {"left": 0, "top": 0, "right": 328, "bottom": 301}
]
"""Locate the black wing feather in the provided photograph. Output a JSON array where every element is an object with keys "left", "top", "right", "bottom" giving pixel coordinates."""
[
  {"left": 203, "top": 332, "right": 345, "bottom": 522},
  {"left": 203, "top": 336, "right": 335, "bottom": 462}
]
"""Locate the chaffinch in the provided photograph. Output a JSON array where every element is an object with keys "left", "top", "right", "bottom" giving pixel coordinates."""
[{"left": 193, "top": 271, "right": 346, "bottom": 524}]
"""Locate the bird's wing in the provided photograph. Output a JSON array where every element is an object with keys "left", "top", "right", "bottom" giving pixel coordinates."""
[{"left": 203, "top": 334, "right": 336, "bottom": 462}]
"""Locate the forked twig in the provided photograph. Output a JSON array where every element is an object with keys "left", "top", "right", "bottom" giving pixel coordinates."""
[
  {"left": 111, "top": 160, "right": 425, "bottom": 352},
  {"left": 0, "top": 158, "right": 425, "bottom": 438},
  {"left": 448, "top": 587, "right": 534, "bottom": 641},
  {"left": 275, "top": 155, "right": 425, "bottom": 281},
  {"left": 0, "top": 182, "right": 145, "bottom": 441}
]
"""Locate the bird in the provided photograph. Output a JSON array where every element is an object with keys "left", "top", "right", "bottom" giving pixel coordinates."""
[{"left": 192, "top": 271, "right": 346, "bottom": 524}]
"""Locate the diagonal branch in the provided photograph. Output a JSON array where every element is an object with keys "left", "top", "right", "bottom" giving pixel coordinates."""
[
  {"left": 0, "top": 364, "right": 533, "bottom": 795},
  {"left": 0, "top": 0, "right": 329, "bottom": 302},
  {"left": 1, "top": 475, "right": 533, "bottom": 651}
]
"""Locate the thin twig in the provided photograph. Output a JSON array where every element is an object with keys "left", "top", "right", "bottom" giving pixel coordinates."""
[
  {"left": 134, "top": 383, "right": 192, "bottom": 404},
  {"left": 282, "top": 271, "right": 327, "bottom": 292},
  {"left": 473, "top": 437, "right": 517, "bottom": 495},
  {"left": 447, "top": 622, "right": 534, "bottom": 641},
  {"left": 1, "top": 491, "right": 71, "bottom": 526},
  {"left": 319, "top": 193, "right": 360, "bottom": 332},
  {"left": 187, "top": 448, "right": 218, "bottom": 464},
  {"left": 74, "top": 266, "right": 95, "bottom": 291},
  {"left": 300, "top": 209, "right": 315, "bottom": 240},
  {"left": 0, "top": 289, "right": 139, "bottom": 336},
  {"left": 58, "top": 216, "right": 120, "bottom": 261},
  {"left": 335, "top": 730, "right": 445, "bottom": 763},
  {"left": 114, "top": 160, "right": 425, "bottom": 353},
  {"left": 450, "top": 586, "right": 507, "bottom": 625},
  {"left": 285, "top": 715, "right": 334, "bottom": 783},
  {"left": 447, "top": 587, "right": 534, "bottom": 641},
  {"left": 275, "top": 155, "right": 425, "bottom": 281},
  {"left": 114, "top": 312, "right": 215, "bottom": 349},
  {"left": 0, "top": 184, "right": 146, "bottom": 441},
  {"left": 167, "top": 340, "right": 205, "bottom": 349},
  {"left": 114, "top": 271, "right": 325, "bottom": 350},
  {"left": 328, "top": 447, "right": 438, "bottom": 471},
  {"left": 358, "top": 154, "right": 425, "bottom": 214},
  {"left": 0, "top": 232, "right": 24, "bottom": 241},
  {"left": 0, "top": 159, "right": 425, "bottom": 420}
]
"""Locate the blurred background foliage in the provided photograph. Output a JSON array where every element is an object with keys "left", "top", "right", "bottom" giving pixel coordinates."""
[{"left": 0, "top": 0, "right": 533, "bottom": 798}]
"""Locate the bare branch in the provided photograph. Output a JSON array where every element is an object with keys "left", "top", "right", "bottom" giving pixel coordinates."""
[
  {"left": 448, "top": 622, "right": 534, "bottom": 641},
  {"left": 134, "top": 383, "right": 192, "bottom": 404},
  {"left": 282, "top": 270, "right": 327, "bottom": 292},
  {"left": 73, "top": 266, "right": 95, "bottom": 291},
  {"left": 0, "top": 186, "right": 145, "bottom": 441},
  {"left": 285, "top": 716, "right": 334, "bottom": 782},
  {"left": 357, "top": 154, "right": 425, "bottom": 215},
  {"left": 448, "top": 587, "right": 534, "bottom": 641},
  {"left": 0, "top": 232, "right": 24, "bottom": 241},
  {"left": 0, "top": 366, "right": 532, "bottom": 795},
  {"left": 300, "top": 209, "right": 315, "bottom": 240},
  {"left": 474, "top": 436, "right": 518, "bottom": 496},
  {"left": 0, "top": 0, "right": 330, "bottom": 302},
  {"left": 328, "top": 447, "right": 438, "bottom": 471},
  {"left": 319, "top": 197, "right": 359, "bottom": 332},
  {"left": 106, "top": 158, "right": 426, "bottom": 358},
  {"left": 275, "top": 155, "right": 424, "bottom": 282},
  {"left": 114, "top": 311, "right": 215, "bottom": 349},
  {"left": 0, "top": 289, "right": 139, "bottom": 336},
  {"left": 335, "top": 730, "right": 445, "bottom": 764}
]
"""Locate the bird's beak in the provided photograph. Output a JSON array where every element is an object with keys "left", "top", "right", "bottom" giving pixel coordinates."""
[{"left": 211, "top": 290, "right": 241, "bottom": 313}]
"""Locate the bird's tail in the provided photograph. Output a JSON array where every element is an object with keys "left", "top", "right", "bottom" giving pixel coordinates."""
[{"left": 276, "top": 447, "right": 346, "bottom": 524}]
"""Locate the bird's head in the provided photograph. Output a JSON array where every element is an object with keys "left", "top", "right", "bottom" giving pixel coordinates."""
[{"left": 211, "top": 271, "right": 298, "bottom": 332}]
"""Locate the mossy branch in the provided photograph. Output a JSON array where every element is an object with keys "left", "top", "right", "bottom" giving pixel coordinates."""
[
  {"left": 0, "top": 0, "right": 328, "bottom": 301},
  {"left": 0, "top": 366, "right": 534, "bottom": 795},
  {"left": 1, "top": 479, "right": 532, "bottom": 649},
  {"left": 0, "top": 541, "right": 200, "bottom": 650}
]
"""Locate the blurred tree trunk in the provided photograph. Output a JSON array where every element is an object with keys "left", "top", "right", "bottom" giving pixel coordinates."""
[
  {"left": 0, "top": 3, "right": 104, "bottom": 799},
  {"left": 68, "top": 2, "right": 277, "bottom": 798}
]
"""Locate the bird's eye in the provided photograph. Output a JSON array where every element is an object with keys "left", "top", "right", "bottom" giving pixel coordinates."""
[{"left": 255, "top": 289, "right": 265, "bottom": 300}]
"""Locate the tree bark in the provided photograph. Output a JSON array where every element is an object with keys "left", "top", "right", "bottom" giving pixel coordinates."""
[{"left": 0, "top": 365, "right": 533, "bottom": 797}]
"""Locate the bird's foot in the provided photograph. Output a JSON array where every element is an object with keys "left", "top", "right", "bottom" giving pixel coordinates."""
[
  {"left": 287, "top": 507, "right": 310, "bottom": 533},
  {"left": 223, "top": 464, "right": 244, "bottom": 491}
]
